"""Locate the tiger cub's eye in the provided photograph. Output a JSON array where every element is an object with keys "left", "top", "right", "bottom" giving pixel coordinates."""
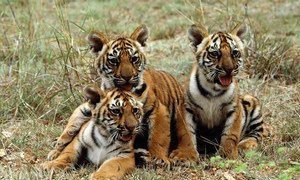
[
  {"left": 110, "top": 108, "right": 121, "bottom": 115},
  {"left": 132, "top": 56, "right": 139, "bottom": 64},
  {"left": 232, "top": 49, "right": 241, "bottom": 58},
  {"left": 108, "top": 57, "right": 118, "bottom": 65},
  {"left": 132, "top": 107, "right": 139, "bottom": 114},
  {"left": 209, "top": 50, "right": 220, "bottom": 59}
]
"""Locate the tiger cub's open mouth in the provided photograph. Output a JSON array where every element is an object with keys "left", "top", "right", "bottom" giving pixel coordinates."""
[
  {"left": 218, "top": 74, "right": 233, "bottom": 86},
  {"left": 120, "top": 133, "right": 134, "bottom": 142}
]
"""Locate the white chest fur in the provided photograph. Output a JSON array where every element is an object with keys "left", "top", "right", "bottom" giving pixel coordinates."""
[
  {"left": 79, "top": 121, "right": 127, "bottom": 166},
  {"left": 188, "top": 70, "right": 235, "bottom": 128}
]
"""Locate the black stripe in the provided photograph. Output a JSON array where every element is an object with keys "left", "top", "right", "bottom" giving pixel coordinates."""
[
  {"left": 185, "top": 107, "right": 194, "bottom": 114},
  {"left": 249, "top": 102, "right": 257, "bottom": 118},
  {"left": 135, "top": 149, "right": 149, "bottom": 168},
  {"left": 134, "top": 83, "right": 147, "bottom": 96},
  {"left": 213, "top": 37, "right": 219, "bottom": 43},
  {"left": 103, "top": 83, "right": 107, "bottom": 90},
  {"left": 115, "top": 95, "right": 121, "bottom": 99},
  {"left": 192, "top": 116, "right": 197, "bottom": 124},
  {"left": 241, "top": 103, "right": 249, "bottom": 133},
  {"left": 91, "top": 125, "right": 101, "bottom": 147},
  {"left": 133, "top": 107, "right": 153, "bottom": 150},
  {"left": 220, "top": 101, "right": 232, "bottom": 111},
  {"left": 187, "top": 90, "right": 203, "bottom": 110},
  {"left": 142, "top": 96, "right": 148, "bottom": 106},
  {"left": 169, "top": 104, "right": 178, "bottom": 153},
  {"left": 242, "top": 99, "right": 251, "bottom": 106},
  {"left": 211, "top": 33, "right": 218, "bottom": 41},
  {"left": 118, "top": 149, "right": 132, "bottom": 156},
  {"left": 159, "top": 71, "right": 172, "bottom": 103},
  {"left": 216, "top": 90, "right": 226, "bottom": 97},
  {"left": 107, "top": 146, "right": 122, "bottom": 154},
  {"left": 76, "top": 147, "right": 89, "bottom": 167},
  {"left": 255, "top": 127, "right": 264, "bottom": 133},
  {"left": 226, "top": 110, "right": 235, "bottom": 119},
  {"left": 106, "top": 140, "right": 115, "bottom": 148},
  {"left": 195, "top": 68, "right": 212, "bottom": 98},
  {"left": 247, "top": 134, "right": 259, "bottom": 141},
  {"left": 168, "top": 74, "right": 181, "bottom": 102},
  {"left": 250, "top": 113, "right": 262, "bottom": 124},
  {"left": 81, "top": 108, "right": 92, "bottom": 117},
  {"left": 249, "top": 121, "right": 263, "bottom": 131},
  {"left": 226, "top": 36, "right": 233, "bottom": 41},
  {"left": 81, "top": 131, "right": 93, "bottom": 150}
]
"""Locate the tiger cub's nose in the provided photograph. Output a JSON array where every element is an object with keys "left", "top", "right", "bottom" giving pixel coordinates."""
[
  {"left": 125, "top": 124, "right": 135, "bottom": 132},
  {"left": 122, "top": 75, "right": 132, "bottom": 81}
]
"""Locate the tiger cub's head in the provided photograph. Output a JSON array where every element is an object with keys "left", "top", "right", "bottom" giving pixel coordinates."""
[
  {"left": 188, "top": 23, "right": 246, "bottom": 88},
  {"left": 87, "top": 25, "right": 149, "bottom": 91},
  {"left": 84, "top": 85, "right": 143, "bottom": 143}
]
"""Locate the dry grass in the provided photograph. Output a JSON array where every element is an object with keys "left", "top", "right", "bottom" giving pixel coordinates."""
[{"left": 0, "top": 0, "right": 299, "bottom": 179}]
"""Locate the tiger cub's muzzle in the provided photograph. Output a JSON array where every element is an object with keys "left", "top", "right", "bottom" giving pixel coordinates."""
[
  {"left": 118, "top": 123, "right": 140, "bottom": 143},
  {"left": 113, "top": 75, "right": 140, "bottom": 91},
  {"left": 215, "top": 67, "right": 239, "bottom": 87}
]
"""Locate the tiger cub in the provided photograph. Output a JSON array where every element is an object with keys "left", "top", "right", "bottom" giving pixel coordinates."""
[
  {"left": 47, "top": 25, "right": 198, "bottom": 166},
  {"left": 185, "top": 23, "right": 264, "bottom": 159},
  {"left": 42, "top": 85, "right": 143, "bottom": 179}
]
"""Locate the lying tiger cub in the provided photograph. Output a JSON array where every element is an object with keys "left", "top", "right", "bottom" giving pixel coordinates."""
[
  {"left": 46, "top": 25, "right": 198, "bottom": 168},
  {"left": 42, "top": 85, "right": 143, "bottom": 179}
]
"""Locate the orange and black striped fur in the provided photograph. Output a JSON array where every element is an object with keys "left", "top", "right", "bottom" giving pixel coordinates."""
[
  {"left": 46, "top": 25, "right": 198, "bottom": 167},
  {"left": 185, "top": 24, "right": 264, "bottom": 159},
  {"left": 42, "top": 85, "right": 143, "bottom": 179}
]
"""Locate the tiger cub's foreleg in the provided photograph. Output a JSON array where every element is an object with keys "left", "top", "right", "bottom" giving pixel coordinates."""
[
  {"left": 91, "top": 153, "right": 135, "bottom": 180},
  {"left": 170, "top": 105, "right": 199, "bottom": 166},
  {"left": 219, "top": 103, "right": 243, "bottom": 159},
  {"left": 148, "top": 102, "right": 171, "bottom": 167},
  {"left": 238, "top": 95, "right": 263, "bottom": 151},
  {"left": 47, "top": 103, "right": 91, "bottom": 161},
  {"left": 42, "top": 135, "right": 81, "bottom": 170}
]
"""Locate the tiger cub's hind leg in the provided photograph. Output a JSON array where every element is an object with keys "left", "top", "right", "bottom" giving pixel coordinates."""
[
  {"left": 47, "top": 103, "right": 91, "bottom": 161},
  {"left": 239, "top": 95, "right": 263, "bottom": 151}
]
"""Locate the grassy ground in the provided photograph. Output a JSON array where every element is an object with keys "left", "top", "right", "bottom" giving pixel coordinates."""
[{"left": 0, "top": 0, "right": 299, "bottom": 179}]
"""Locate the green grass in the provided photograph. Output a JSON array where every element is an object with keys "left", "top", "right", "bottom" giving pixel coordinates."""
[{"left": 0, "top": 0, "right": 299, "bottom": 179}]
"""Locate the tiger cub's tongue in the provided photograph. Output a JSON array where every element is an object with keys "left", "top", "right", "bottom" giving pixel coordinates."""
[
  {"left": 120, "top": 134, "right": 132, "bottom": 142},
  {"left": 218, "top": 74, "right": 232, "bottom": 86}
]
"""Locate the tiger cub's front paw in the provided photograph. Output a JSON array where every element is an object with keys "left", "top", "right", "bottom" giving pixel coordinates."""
[
  {"left": 238, "top": 138, "right": 258, "bottom": 151},
  {"left": 41, "top": 160, "right": 71, "bottom": 170},
  {"left": 91, "top": 172, "right": 118, "bottom": 180},
  {"left": 170, "top": 148, "right": 199, "bottom": 167},
  {"left": 149, "top": 155, "right": 171, "bottom": 170},
  {"left": 47, "top": 149, "right": 61, "bottom": 161},
  {"left": 220, "top": 139, "right": 238, "bottom": 159}
]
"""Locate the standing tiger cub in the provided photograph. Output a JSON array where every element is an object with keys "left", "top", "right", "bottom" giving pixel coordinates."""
[
  {"left": 46, "top": 25, "right": 198, "bottom": 167},
  {"left": 185, "top": 23, "right": 264, "bottom": 159},
  {"left": 42, "top": 85, "right": 143, "bottom": 179}
]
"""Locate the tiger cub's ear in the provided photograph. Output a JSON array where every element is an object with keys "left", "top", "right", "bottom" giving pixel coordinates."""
[
  {"left": 230, "top": 23, "right": 247, "bottom": 39},
  {"left": 130, "top": 25, "right": 149, "bottom": 47},
  {"left": 84, "top": 85, "right": 106, "bottom": 106},
  {"left": 188, "top": 24, "right": 209, "bottom": 52},
  {"left": 86, "top": 31, "right": 109, "bottom": 55}
]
